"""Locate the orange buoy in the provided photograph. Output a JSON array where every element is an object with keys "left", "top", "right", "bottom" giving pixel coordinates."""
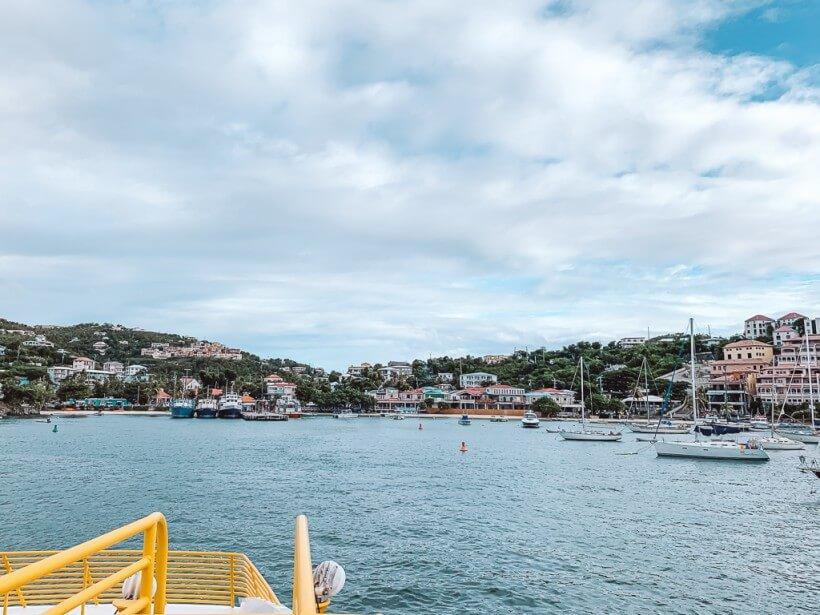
[{"left": 459, "top": 441, "right": 468, "bottom": 453}]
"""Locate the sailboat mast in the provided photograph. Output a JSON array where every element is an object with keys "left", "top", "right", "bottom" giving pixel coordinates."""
[
  {"left": 580, "top": 355, "right": 585, "bottom": 426},
  {"left": 643, "top": 357, "right": 650, "bottom": 423},
  {"left": 689, "top": 318, "right": 698, "bottom": 423},
  {"left": 805, "top": 319, "right": 815, "bottom": 430}
]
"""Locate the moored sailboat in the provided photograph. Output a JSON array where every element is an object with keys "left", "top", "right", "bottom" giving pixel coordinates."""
[
  {"left": 559, "top": 356, "right": 622, "bottom": 441},
  {"left": 654, "top": 319, "right": 768, "bottom": 461}
]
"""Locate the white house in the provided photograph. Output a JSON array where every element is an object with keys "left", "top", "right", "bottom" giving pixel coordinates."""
[
  {"left": 436, "top": 372, "right": 454, "bottom": 383},
  {"left": 125, "top": 364, "right": 147, "bottom": 377},
  {"left": 459, "top": 372, "right": 498, "bottom": 387},
  {"left": 525, "top": 387, "right": 578, "bottom": 409},
  {"left": 103, "top": 361, "right": 124, "bottom": 375},
  {"left": 776, "top": 311, "right": 807, "bottom": 329},
  {"left": 347, "top": 362, "right": 372, "bottom": 377},
  {"left": 617, "top": 337, "right": 645, "bottom": 348},
  {"left": 744, "top": 314, "right": 774, "bottom": 339},
  {"left": 72, "top": 357, "right": 96, "bottom": 371},
  {"left": 22, "top": 335, "right": 54, "bottom": 348}
]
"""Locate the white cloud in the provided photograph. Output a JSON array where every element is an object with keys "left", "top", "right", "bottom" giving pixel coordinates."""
[{"left": 0, "top": 0, "right": 817, "bottom": 369}]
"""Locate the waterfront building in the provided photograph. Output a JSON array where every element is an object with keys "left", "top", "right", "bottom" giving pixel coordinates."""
[
  {"left": 265, "top": 375, "right": 297, "bottom": 398},
  {"left": 707, "top": 341, "right": 773, "bottom": 415},
  {"left": 366, "top": 387, "right": 421, "bottom": 412},
  {"left": 525, "top": 387, "right": 578, "bottom": 410},
  {"left": 744, "top": 314, "right": 774, "bottom": 339},
  {"left": 459, "top": 372, "right": 497, "bottom": 387},
  {"left": 756, "top": 335, "right": 820, "bottom": 407},
  {"left": 773, "top": 325, "right": 800, "bottom": 347}
]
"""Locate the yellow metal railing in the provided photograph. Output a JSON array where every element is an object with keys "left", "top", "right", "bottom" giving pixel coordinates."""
[
  {"left": 0, "top": 513, "right": 168, "bottom": 615},
  {"left": 0, "top": 513, "right": 343, "bottom": 615}
]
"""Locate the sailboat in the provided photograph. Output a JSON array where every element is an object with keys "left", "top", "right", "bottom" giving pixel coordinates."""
[
  {"left": 626, "top": 358, "right": 688, "bottom": 435},
  {"left": 776, "top": 323, "right": 819, "bottom": 444},
  {"left": 654, "top": 319, "right": 769, "bottom": 461},
  {"left": 756, "top": 374, "right": 805, "bottom": 451},
  {"left": 559, "top": 357, "right": 622, "bottom": 441}
]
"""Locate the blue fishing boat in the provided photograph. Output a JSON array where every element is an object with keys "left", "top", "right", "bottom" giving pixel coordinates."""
[
  {"left": 170, "top": 399, "right": 195, "bottom": 418},
  {"left": 458, "top": 414, "right": 471, "bottom": 425}
]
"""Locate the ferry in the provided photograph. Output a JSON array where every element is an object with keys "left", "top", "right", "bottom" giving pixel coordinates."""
[
  {"left": 218, "top": 392, "right": 243, "bottom": 419},
  {"left": 195, "top": 397, "right": 218, "bottom": 419},
  {"left": 169, "top": 399, "right": 195, "bottom": 419},
  {"left": 0, "top": 512, "right": 351, "bottom": 615}
]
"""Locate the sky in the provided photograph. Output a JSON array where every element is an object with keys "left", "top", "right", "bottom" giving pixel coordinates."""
[{"left": 0, "top": 0, "right": 818, "bottom": 370}]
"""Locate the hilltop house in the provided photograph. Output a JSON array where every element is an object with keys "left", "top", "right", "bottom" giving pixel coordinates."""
[
  {"left": 744, "top": 314, "right": 774, "bottom": 339},
  {"left": 459, "top": 372, "right": 497, "bottom": 387}
]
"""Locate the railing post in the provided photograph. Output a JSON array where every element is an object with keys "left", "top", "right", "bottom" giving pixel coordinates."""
[
  {"left": 291, "top": 516, "right": 317, "bottom": 615},
  {"left": 139, "top": 524, "right": 156, "bottom": 615},
  {"left": 153, "top": 517, "right": 168, "bottom": 615}
]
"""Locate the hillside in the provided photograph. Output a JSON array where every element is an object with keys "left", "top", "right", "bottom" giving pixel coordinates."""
[{"left": 0, "top": 317, "right": 732, "bottom": 413}]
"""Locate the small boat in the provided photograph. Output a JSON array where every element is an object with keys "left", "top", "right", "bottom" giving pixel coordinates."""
[
  {"left": 217, "top": 392, "right": 243, "bottom": 419},
  {"left": 391, "top": 413, "right": 405, "bottom": 420},
  {"left": 489, "top": 415, "right": 509, "bottom": 423},
  {"left": 458, "top": 414, "right": 471, "bottom": 425},
  {"left": 195, "top": 398, "right": 218, "bottom": 418},
  {"left": 170, "top": 399, "right": 195, "bottom": 419},
  {"left": 520, "top": 412, "right": 540, "bottom": 428},
  {"left": 242, "top": 410, "right": 288, "bottom": 421},
  {"left": 334, "top": 411, "right": 357, "bottom": 419}
]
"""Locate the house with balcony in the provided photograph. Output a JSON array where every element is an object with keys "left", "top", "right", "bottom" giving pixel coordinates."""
[
  {"left": 346, "top": 362, "right": 372, "bottom": 377},
  {"left": 73, "top": 357, "right": 96, "bottom": 371},
  {"left": 744, "top": 314, "right": 774, "bottom": 339},
  {"left": 773, "top": 325, "right": 800, "bottom": 347},
  {"left": 459, "top": 372, "right": 497, "bottom": 387},
  {"left": 618, "top": 337, "right": 645, "bottom": 348},
  {"left": 776, "top": 312, "right": 807, "bottom": 329},
  {"left": 525, "top": 388, "right": 581, "bottom": 412},
  {"left": 22, "top": 335, "right": 54, "bottom": 348},
  {"left": 103, "top": 361, "right": 124, "bottom": 375}
]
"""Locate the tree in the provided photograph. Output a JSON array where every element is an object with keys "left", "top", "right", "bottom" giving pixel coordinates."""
[
  {"left": 531, "top": 396, "right": 561, "bottom": 417},
  {"left": 56, "top": 375, "right": 91, "bottom": 402}
]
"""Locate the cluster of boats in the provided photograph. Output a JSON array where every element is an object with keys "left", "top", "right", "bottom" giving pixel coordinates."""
[{"left": 170, "top": 392, "right": 302, "bottom": 421}]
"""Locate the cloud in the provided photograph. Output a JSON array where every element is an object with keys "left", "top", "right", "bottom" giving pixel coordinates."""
[{"left": 0, "top": 0, "right": 818, "bottom": 369}]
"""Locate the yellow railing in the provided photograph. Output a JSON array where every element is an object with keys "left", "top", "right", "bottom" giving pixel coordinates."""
[
  {"left": 0, "top": 512, "right": 168, "bottom": 615},
  {"left": 0, "top": 513, "right": 347, "bottom": 615}
]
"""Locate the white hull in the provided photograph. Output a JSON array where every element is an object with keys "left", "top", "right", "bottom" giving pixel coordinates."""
[
  {"left": 628, "top": 424, "right": 689, "bottom": 434},
  {"left": 521, "top": 420, "right": 540, "bottom": 428},
  {"left": 757, "top": 437, "right": 805, "bottom": 451},
  {"left": 655, "top": 440, "right": 769, "bottom": 461},
  {"left": 334, "top": 413, "right": 357, "bottom": 419},
  {"left": 780, "top": 431, "right": 819, "bottom": 444},
  {"left": 560, "top": 430, "right": 622, "bottom": 441}
]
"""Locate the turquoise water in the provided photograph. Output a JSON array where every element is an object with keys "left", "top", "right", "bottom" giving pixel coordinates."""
[{"left": 1, "top": 416, "right": 817, "bottom": 614}]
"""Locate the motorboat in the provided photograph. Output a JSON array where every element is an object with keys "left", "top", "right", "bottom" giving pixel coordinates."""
[
  {"left": 520, "top": 412, "right": 540, "bottom": 428},
  {"left": 749, "top": 417, "right": 770, "bottom": 431},
  {"left": 391, "top": 413, "right": 405, "bottom": 420},
  {"left": 170, "top": 398, "right": 195, "bottom": 419},
  {"left": 195, "top": 397, "right": 218, "bottom": 418},
  {"left": 458, "top": 414, "right": 471, "bottom": 425},
  {"left": 334, "top": 411, "right": 357, "bottom": 419},
  {"left": 0, "top": 512, "right": 353, "bottom": 615},
  {"left": 490, "top": 415, "right": 509, "bottom": 422},
  {"left": 776, "top": 427, "right": 819, "bottom": 444},
  {"left": 217, "top": 392, "right": 243, "bottom": 419}
]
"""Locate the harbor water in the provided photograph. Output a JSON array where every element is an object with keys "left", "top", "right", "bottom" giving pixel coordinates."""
[{"left": 1, "top": 416, "right": 817, "bottom": 613}]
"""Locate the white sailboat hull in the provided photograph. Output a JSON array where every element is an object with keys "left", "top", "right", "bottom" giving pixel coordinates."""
[
  {"left": 560, "top": 430, "right": 622, "bottom": 441},
  {"left": 628, "top": 424, "right": 689, "bottom": 434},
  {"left": 758, "top": 437, "right": 805, "bottom": 451},
  {"left": 780, "top": 431, "right": 819, "bottom": 444},
  {"left": 655, "top": 440, "right": 769, "bottom": 461}
]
